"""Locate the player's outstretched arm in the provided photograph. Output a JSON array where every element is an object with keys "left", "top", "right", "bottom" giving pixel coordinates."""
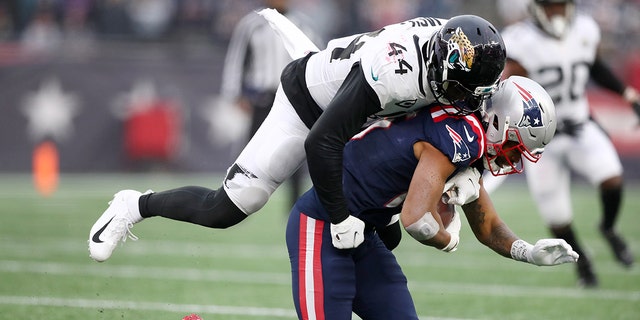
[
  {"left": 589, "top": 56, "right": 640, "bottom": 119},
  {"left": 511, "top": 238, "right": 579, "bottom": 266},
  {"left": 462, "top": 186, "right": 578, "bottom": 266}
]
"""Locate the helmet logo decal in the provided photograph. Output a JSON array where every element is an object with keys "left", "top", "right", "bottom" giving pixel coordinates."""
[
  {"left": 446, "top": 124, "right": 471, "bottom": 163},
  {"left": 445, "top": 27, "right": 474, "bottom": 72},
  {"left": 514, "top": 82, "right": 543, "bottom": 127}
]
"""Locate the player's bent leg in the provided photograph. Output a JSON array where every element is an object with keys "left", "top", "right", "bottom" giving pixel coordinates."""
[
  {"left": 226, "top": 87, "right": 309, "bottom": 214},
  {"left": 576, "top": 252, "right": 598, "bottom": 288},
  {"left": 89, "top": 189, "right": 149, "bottom": 262},
  {"left": 139, "top": 186, "right": 247, "bottom": 228},
  {"left": 597, "top": 176, "right": 634, "bottom": 267},
  {"left": 550, "top": 224, "right": 598, "bottom": 288},
  {"left": 570, "top": 124, "right": 633, "bottom": 267}
]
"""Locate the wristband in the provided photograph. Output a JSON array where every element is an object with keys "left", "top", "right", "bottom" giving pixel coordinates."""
[
  {"left": 510, "top": 239, "right": 534, "bottom": 262},
  {"left": 441, "top": 233, "right": 459, "bottom": 252}
]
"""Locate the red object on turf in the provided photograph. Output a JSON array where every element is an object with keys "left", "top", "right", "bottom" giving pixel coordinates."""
[
  {"left": 182, "top": 314, "right": 203, "bottom": 320},
  {"left": 437, "top": 197, "right": 456, "bottom": 228}
]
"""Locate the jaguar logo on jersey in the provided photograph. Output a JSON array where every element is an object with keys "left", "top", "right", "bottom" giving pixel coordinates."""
[
  {"left": 445, "top": 27, "right": 474, "bottom": 72},
  {"left": 514, "top": 82, "right": 543, "bottom": 127},
  {"left": 446, "top": 124, "right": 471, "bottom": 163}
]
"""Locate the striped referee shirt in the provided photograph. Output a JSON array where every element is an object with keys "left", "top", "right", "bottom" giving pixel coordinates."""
[{"left": 220, "top": 8, "right": 319, "bottom": 100}]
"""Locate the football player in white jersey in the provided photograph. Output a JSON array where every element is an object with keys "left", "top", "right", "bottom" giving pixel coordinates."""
[
  {"left": 89, "top": 14, "right": 507, "bottom": 262},
  {"left": 485, "top": 0, "right": 639, "bottom": 288}
]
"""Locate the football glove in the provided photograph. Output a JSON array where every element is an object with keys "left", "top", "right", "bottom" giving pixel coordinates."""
[
  {"left": 443, "top": 167, "right": 481, "bottom": 206},
  {"left": 511, "top": 239, "right": 579, "bottom": 266},
  {"left": 378, "top": 217, "right": 402, "bottom": 251},
  {"left": 330, "top": 215, "right": 365, "bottom": 249},
  {"left": 441, "top": 209, "right": 461, "bottom": 252}
]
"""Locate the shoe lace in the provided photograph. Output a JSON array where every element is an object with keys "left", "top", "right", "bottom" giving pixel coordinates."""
[{"left": 112, "top": 217, "right": 139, "bottom": 243}]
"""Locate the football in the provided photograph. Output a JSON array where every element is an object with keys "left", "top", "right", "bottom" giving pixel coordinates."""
[{"left": 437, "top": 197, "right": 456, "bottom": 228}]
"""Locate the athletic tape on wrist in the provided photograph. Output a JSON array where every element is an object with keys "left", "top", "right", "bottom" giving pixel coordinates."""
[
  {"left": 405, "top": 212, "right": 439, "bottom": 241},
  {"left": 510, "top": 239, "right": 534, "bottom": 262},
  {"left": 441, "top": 233, "right": 459, "bottom": 252}
]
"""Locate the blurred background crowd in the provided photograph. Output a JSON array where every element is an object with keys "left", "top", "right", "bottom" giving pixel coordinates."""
[
  {"left": 1, "top": 0, "right": 639, "bottom": 53},
  {"left": 0, "top": 0, "right": 639, "bottom": 177}
]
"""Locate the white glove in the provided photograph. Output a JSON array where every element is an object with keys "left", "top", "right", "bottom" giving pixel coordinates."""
[
  {"left": 330, "top": 215, "right": 365, "bottom": 249},
  {"left": 441, "top": 209, "right": 461, "bottom": 252},
  {"left": 443, "top": 167, "right": 481, "bottom": 206},
  {"left": 511, "top": 239, "right": 579, "bottom": 266}
]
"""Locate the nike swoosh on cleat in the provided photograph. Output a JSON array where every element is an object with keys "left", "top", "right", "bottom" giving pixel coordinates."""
[{"left": 91, "top": 217, "right": 114, "bottom": 244}]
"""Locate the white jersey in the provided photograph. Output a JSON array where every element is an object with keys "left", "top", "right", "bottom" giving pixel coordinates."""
[
  {"left": 305, "top": 17, "right": 446, "bottom": 118},
  {"left": 501, "top": 14, "right": 600, "bottom": 124}
]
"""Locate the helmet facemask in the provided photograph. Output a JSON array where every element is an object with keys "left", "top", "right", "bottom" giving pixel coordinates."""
[
  {"left": 482, "top": 76, "right": 557, "bottom": 176},
  {"left": 483, "top": 122, "right": 543, "bottom": 176},
  {"left": 530, "top": 0, "right": 576, "bottom": 38}
]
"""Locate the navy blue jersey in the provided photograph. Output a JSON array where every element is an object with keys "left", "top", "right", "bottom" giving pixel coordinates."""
[
  {"left": 298, "top": 105, "right": 485, "bottom": 229},
  {"left": 286, "top": 105, "right": 484, "bottom": 319}
]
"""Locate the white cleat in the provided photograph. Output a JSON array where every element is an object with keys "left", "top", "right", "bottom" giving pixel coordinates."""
[{"left": 89, "top": 189, "right": 146, "bottom": 262}]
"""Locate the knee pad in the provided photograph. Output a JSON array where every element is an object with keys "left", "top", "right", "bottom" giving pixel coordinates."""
[{"left": 223, "top": 163, "right": 272, "bottom": 215}]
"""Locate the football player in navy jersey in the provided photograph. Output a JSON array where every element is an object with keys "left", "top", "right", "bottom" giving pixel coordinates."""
[
  {"left": 90, "top": 14, "right": 507, "bottom": 262},
  {"left": 286, "top": 76, "right": 577, "bottom": 320},
  {"left": 482, "top": 0, "right": 638, "bottom": 287}
]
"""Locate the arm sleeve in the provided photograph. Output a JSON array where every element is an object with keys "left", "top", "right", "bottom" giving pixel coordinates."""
[
  {"left": 590, "top": 56, "right": 626, "bottom": 95},
  {"left": 304, "top": 63, "right": 382, "bottom": 224}
]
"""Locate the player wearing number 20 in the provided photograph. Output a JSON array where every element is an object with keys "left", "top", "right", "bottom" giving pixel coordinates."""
[{"left": 497, "top": 0, "right": 638, "bottom": 287}]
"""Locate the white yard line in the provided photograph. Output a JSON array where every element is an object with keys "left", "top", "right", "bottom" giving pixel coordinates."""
[
  {"left": 0, "top": 260, "right": 290, "bottom": 285},
  {"left": 0, "top": 295, "right": 297, "bottom": 318},
  {"left": 408, "top": 280, "right": 640, "bottom": 301},
  {"left": 1, "top": 260, "right": 639, "bottom": 302},
  {"left": 2, "top": 238, "right": 637, "bottom": 275},
  {"left": 0, "top": 295, "right": 474, "bottom": 320}
]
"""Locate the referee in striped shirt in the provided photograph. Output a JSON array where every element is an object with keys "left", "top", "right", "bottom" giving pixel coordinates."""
[{"left": 220, "top": 0, "right": 322, "bottom": 209}]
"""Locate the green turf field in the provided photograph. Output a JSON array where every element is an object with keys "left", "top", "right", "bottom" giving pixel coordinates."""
[{"left": 0, "top": 173, "right": 638, "bottom": 320}]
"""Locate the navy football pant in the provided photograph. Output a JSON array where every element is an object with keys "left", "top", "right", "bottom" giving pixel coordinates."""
[{"left": 286, "top": 209, "right": 418, "bottom": 320}]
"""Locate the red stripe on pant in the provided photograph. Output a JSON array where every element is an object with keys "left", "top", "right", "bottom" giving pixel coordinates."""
[{"left": 298, "top": 213, "right": 325, "bottom": 320}]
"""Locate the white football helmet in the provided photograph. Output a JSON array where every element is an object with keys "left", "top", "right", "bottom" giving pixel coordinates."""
[
  {"left": 483, "top": 76, "right": 557, "bottom": 176},
  {"left": 530, "top": 0, "right": 576, "bottom": 38}
]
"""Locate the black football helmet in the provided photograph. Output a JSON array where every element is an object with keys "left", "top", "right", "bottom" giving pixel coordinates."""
[{"left": 426, "top": 15, "right": 506, "bottom": 115}]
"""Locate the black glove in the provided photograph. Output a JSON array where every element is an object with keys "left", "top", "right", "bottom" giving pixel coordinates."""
[{"left": 378, "top": 220, "right": 402, "bottom": 251}]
